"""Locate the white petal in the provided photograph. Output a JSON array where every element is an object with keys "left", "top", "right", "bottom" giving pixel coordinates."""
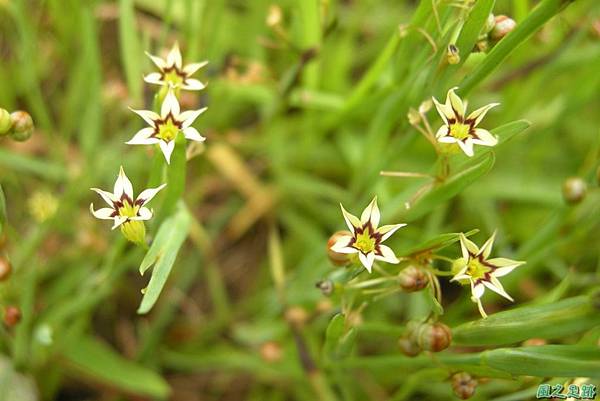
[
  {"left": 360, "top": 197, "right": 380, "bottom": 228},
  {"left": 182, "top": 78, "right": 206, "bottom": 91},
  {"left": 143, "top": 72, "right": 164, "bottom": 85},
  {"left": 114, "top": 166, "right": 134, "bottom": 200},
  {"left": 472, "top": 128, "right": 498, "bottom": 147},
  {"left": 457, "top": 139, "right": 474, "bottom": 156},
  {"left": 111, "top": 216, "right": 127, "bottom": 230},
  {"left": 90, "top": 188, "right": 117, "bottom": 206},
  {"left": 484, "top": 277, "right": 513, "bottom": 302},
  {"left": 432, "top": 96, "right": 454, "bottom": 124},
  {"left": 90, "top": 204, "right": 115, "bottom": 220},
  {"left": 377, "top": 223, "right": 406, "bottom": 242},
  {"left": 435, "top": 125, "right": 449, "bottom": 139},
  {"left": 167, "top": 42, "right": 182, "bottom": 69},
  {"left": 359, "top": 252, "right": 375, "bottom": 273},
  {"left": 136, "top": 184, "right": 167, "bottom": 206},
  {"left": 471, "top": 282, "right": 485, "bottom": 299},
  {"left": 466, "top": 102, "right": 499, "bottom": 126},
  {"left": 459, "top": 233, "right": 479, "bottom": 259},
  {"left": 183, "top": 127, "right": 206, "bottom": 142},
  {"left": 489, "top": 259, "right": 524, "bottom": 277},
  {"left": 475, "top": 297, "right": 488, "bottom": 318},
  {"left": 130, "top": 108, "right": 159, "bottom": 127},
  {"left": 159, "top": 140, "right": 176, "bottom": 164},
  {"left": 375, "top": 245, "right": 399, "bottom": 264},
  {"left": 478, "top": 231, "right": 496, "bottom": 259},
  {"left": 131, "top": 207, "right": 153, "bottom": 221},
  {"left": 145, "top": 52, "right": 166, "bottom": 70},
  {"left": 183, "top": 61, "right": 208, "bottom": 76},
  {"left": 161, "top": 90, "right": 180, "bottom": 119},
  {"left": 126, "top": 127, "right": 160, "bottom": 145},
  {"left": 340, "top": 204, "right": 361, "bottom": 233},
  {"left": 447, "top": 87, "right": 465, "bottom": 119},
  {"left": 180, "top": 107, "right": 207, "bottom": 128},
  {"left": 438, "top": 136, "right": 458, "bottom": 144}
]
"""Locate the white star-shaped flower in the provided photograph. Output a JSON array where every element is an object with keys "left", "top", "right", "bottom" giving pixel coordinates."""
[
  {"left": 90, "top": 166, "right": 165, "bottom": 230},
  {"left": 330, "top": 197, "right": 406, "bottom": 273},
  {"left": 451, "top": 232, "right": 525, "bottom": 318},
  {"left": 432, "top": 87, "right": 499, "bottom": 157},
  {"left": 144, "top": 42, "right": 207, "bottom": 91},
  {"left": 127, "top": 89, "right": 206, "bottom": 163}
]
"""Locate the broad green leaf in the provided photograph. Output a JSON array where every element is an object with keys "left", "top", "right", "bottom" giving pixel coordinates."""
[
  {"left": 452, "top": 295, "right": 600, "bottom": 346},
  {"left": 0, "top": 184, "right": 6, "bottom": 234},
  {"left": 324, "top": 313, "right": 346, "bottom": 361},
  {"left": 402, "top": 152, "right": 495, "bottom": 221},
  {"left": 60, "top": 336, "right": 170, "bottom": 398},
  {"left": 483, "top": 345, "right": 600, "bottom": 378},
  {"left": 138, "top": 204, "right": 192, "bottom": 314},
  {"left": 459, "top": 0, "right": 576, "bottom": 95},
  {"left": 118, "top": 0, "right": 142, "bottom": 102}
]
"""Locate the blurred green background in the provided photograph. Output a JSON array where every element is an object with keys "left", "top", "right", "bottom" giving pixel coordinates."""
[{"left": 1, "top": 0, "right": 600, "bottom": 400}]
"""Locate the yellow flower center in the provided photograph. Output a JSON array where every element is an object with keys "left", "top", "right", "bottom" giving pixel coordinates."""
[
  {"left": 466, "top": 258, "right": 491, "bottom": 280},
  {"left": 157, "top": 118, "right": 180, "bottom": 142},
  {"left": 118, "top": 200, "right": 140, "bottom": 218},
  {"left": 449, "top": 123, "right": 471, "bottom": 140},
  {"left": 354, "top": 227, "right": 376, "bottom": 254},
  {"left": 164, "top": 70, "right": 184, "bottom": 87}
]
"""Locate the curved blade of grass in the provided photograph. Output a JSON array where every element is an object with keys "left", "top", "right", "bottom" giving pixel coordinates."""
[
  {"left": 459, "top": 0, "right": 576, "bottom": 95},
  {"left": 60, "top": 335, "right": 170, "bottom": 398},
  {"left": 402, "top": 152, "right": 495, "bottom": 221},
  {"left": 138, "top": 204, "right": 192, "bottom": 314},
  {"left": 452, "top": 295, "right": 600, "bottom": 346}
]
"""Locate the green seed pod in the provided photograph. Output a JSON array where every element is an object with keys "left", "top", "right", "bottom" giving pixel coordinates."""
[
  {"left": 9, "top": 111, "right": 34, "bottom": 142},
  {"left": 0, "top": 108, "right": 12, "bottom": 136},
  {"left": 562, "top": 177, "right": 587, "bottom": 205},
  {"left": 417, "top": 322, "right": 452, "bottom": 352},
  {"left": 327, "top": 230, "right": 353, "bottom": 266},
  {"left": 0, "top": 256, "right": 11, "bottom": 281},
  {"left": 491, "top": 15, "right": 516, "bottom": 41},
  {"left": 451, "top": 372, "right": 477, "bottom": 400},
  {"left": 398, "top": 265, "right": 429, "bottom": 292},
  {"left": 120, "top": 220, "right": 146, "bottom": 245}
]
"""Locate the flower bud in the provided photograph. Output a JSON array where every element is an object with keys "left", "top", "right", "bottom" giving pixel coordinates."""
[
  {"left": 451, "top": 372, "right": 477, "bottom": 399},
  {"left": 120, "top": 220, "right": 147, "bottom": 245},
  {"left": 475, "top": 39, "right": 489, "bottom": 53},
  {"left": 260, "top": 341, "right": 283, "bottom": 363},
  {"left": 490, "top": 15, "right": 516, "bottom": 41},
  {"left": 0, "top": 256, "right": 12, "bottom": 281},
  {"left": 327, "top": 230, "right": 353, "bottom": 266},
  {"left": 9, "top": 111, "right": 34, "bottom": 142},
  {"left": 266, "top": 5, "right": 282, "bottom": 27},
  {"left": 316, "top": 280, "right": 334, "bottom": 296},
  {"left": 285, "top": 306, "right": 308, "bottom": 326},
  {"left": 562, "top": 177, "right": 587, "bottom": 204},
  {"left": 0, "top": 108, "right": 12, "bottom": 136},
  {"left": 418, "top": 99, "right": 432, "bottom": 114},
  {"left": 446, "top": 44, "right": 460, "bottom": 65},
  {"left": 407, "top": 108, "right": 421, "bottom": 125},
  {"left": 482, "top": 13, "right": 496, "bottom": 35},
  {"left": 398, "top": 335, "right": 421, "bottom": 357},
  {"left": 398, "top": 265, "right": 429, "bottom": 292},
  {"left": 3, "top": 306, "right": 21, "bottom": 327},
  {"left": 417, "top": 322, "right": 452, "bottom": 352}
]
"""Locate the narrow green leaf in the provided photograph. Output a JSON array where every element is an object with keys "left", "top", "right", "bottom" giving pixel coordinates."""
[
  {"left": 324, "top": 313, "right": 345, "bottom": 361},
  {"left": 60, "top": 336, "right": 170, "bottom": 398},
  {"left": 459, "top": 0, "right": 576, "bottom": 95},
  {"left": 118, "top": 0, "right": 142, "bottom": 101},
  {"left": 402, "top": 152, "right": 495, "bottom": 221},
  {"left": 424, "top": 284, "right": 444, "bottom": 316},
  {"left": 452, "top": 295, "right": 600, "bottom": 346},
  {"left": 159, "top": 135, "right": 187, "bottom": 221},
  {"left": 138, "top": 204, "right": 192, "bottom": 314},
  {"left": 0, "top": 185, "right": 6, "bottom": 234}
]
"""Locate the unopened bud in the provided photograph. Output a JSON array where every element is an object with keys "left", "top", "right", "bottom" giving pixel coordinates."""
[
  {"left": 451, "top": 372, "right": 477, "bottom": 399},
  {"left": 446, "top": 44, "right": 460, "bottom": 65},
  {"left": 3, "top": 306, "right": 21, "bottom": 327},
  {"left": 260, "top": 341, "right": 283, "bottom": 363},
  {"left": 417, "top": 322, "right": 452, "bottom": 352},
  {"left": 316, "top": 280, "right": 334, "bottom": 296},
  {"left": 9, "top": 111, "right": 34, "bottom": 142},
  {"left": 398, "top": 265, "right": 429, "bottom": 292},
  {"left": 120, "top": 220, "right": 146, "bottom": 245},
  {"left": 266, "top": 5, "right": 282, "bottom": 27},
  {"left": 327, "top": 230, "right": 353, "bottom": 266},
  {"left": 482, "top": 13, "right": 496, "bottom": 35},
  {"left": 475, "top": 40, "right": 489, "bottom": 53},
  {"left": 398, "top": 336, "right": 421, "bottom": 357},
  {"left": 407, "top": 108, "right": 421, "bottom": 125},
  {"left": 418, "top": 99, "right": 432, "bottom": 114},
  {"left": 285, "top": 306, "right": 308, "bottom": 326},
  {"left": 0, "top": 256, "right": 12, "bottom": 281},
  {"left": 490, "top": 15, "right": 516, "bottom": 41},
  {"left": 0, "top": 108, "right": 12, "bottom": 136},
  {"left": 562, "top": 177, "right": 587, "bottom": 204}
]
